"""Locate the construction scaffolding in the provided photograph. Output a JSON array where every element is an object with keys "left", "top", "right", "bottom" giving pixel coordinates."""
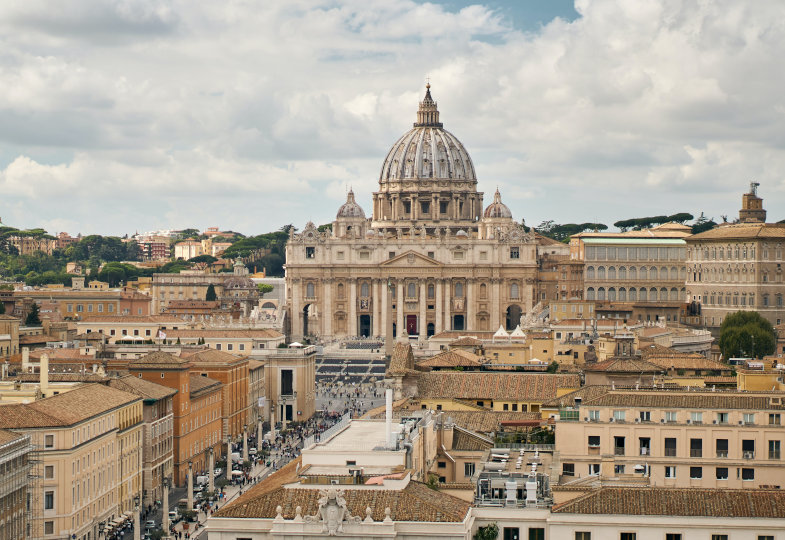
[{"left": 0, "top": 433, "right": 35, "bottom": 540}]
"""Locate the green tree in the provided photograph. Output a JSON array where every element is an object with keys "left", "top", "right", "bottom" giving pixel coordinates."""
[
  {"left": 257, "top": 283, "right": 274, "bottom": 296},
  {"left": 188, "top": 254, "right": 217, "bottom": 264},
  {"left": 691, "top": 212, "right": 717, "bottom": 234},
  {"left": 719, "top": 311, "right": 775, "bottom": 360},
  {"left": 25, "top": 303, "right": 41, "bottom": 326},
  {"left": 0, "top": 301, "right": 5, "bottom": 314},
  {"left": 547, "top": 360, "right": 559, "bottom": 373},
  {"left": 206, "top": 284, "right": 217, "bottom": 301},
  {"left": 473, "top": 523, "right": 499, "bottom": 540}
]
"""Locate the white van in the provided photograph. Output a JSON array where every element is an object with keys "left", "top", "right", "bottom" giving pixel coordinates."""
[{"left": 196, "top": 475, "right": 208, "bottom": 486}]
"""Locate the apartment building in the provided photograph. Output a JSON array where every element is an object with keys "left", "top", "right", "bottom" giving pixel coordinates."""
[
  {"left": 263, "top": 346, "right": 317, "bottom": 424},
  {"left": 180, "top": 348, "right": 250, "bottom": 439},
  {"left": 537, "top": 252, "right": 585, "bottom": 304},
  {"left": 686, "top": 186, "right": 785, "bottom": 329},
  {"left": 570, "top": 222, "right": 690, "bottom": 322},
  {"left": 0, "top": 430, "right": 31, "bottom": 540},
  {"left": 555, "top": 387, "right": 785, "bottom": 489},
  {"left": 164, "top": 328, "right": 285, "bottom": 353},
  {"left": 8, "top": 236, "right": 57, "bottom": 256},
  {"left": 12, "top": 287, "right": 150, "bottom": 321},
  {"left": 76, "top": 315, "right": 184, "bottom": 343},
  {"left": 107, "top": 376, "right": 175, "bottom": 507},
  {"left": 128, "top": 352, "right": 222, "bottom": 485},
  {"left": 0, "top": 384, "right": 143, "bottom": 540},
  {"left": 0, "top": 314, "right": 20, "bottom": 359}
]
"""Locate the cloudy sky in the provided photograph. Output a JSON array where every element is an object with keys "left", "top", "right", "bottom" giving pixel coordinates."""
[{"left": 1, "top": 0, "right": 784, "bottom": 236}]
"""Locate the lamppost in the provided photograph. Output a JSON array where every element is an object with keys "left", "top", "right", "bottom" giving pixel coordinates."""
[
  {"left": 385, "top": 278, "right": 394, "bottom": 357},
  {"left": 242, "top": 424, "right": 249, "bottom": 463},
  {"left": 133, "top": 495, "right": 141, "bottom": 540},
  {"left": 98, "top": 520, "right": 105, "bottom": 540},
  {"left": 162, "top": 476, "right": 171, "bottom": 537},
  {"left": 187, "top": 461, "right": 194, "bottom": 511},
  {"left": 208, "top": 447, "right": 215, "bottom": 493}
]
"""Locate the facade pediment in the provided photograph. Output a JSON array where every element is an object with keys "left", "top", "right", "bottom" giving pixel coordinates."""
[{"left": 380, "top": 251, "right": 443, "bottom": 267}]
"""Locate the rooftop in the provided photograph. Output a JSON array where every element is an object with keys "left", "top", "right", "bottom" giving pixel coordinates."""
[
  {"left": 108, "top": 375, "right": 177, "bottom": 401},
  {"left": 416, "top": 372, "right": 580, "bottom": 401}
]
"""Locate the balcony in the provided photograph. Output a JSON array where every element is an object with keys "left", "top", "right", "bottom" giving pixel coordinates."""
[
  {"left": 559, "top": 409, "right": 580, "bottom": 421},
  {"left": 279, "top": 391, "right": 298, "bottom": 401},
  {"left": 614, "top": 446, "right": 625, "bottom": 456},
  {"left": 743, "top": 451, "right": 755, "bottom": 460},
  {"left": 639, "top": 447, "right": 650, "bottom": 456},
  {"left": 769, "top": 451, "right": 781, "bottom": 460},
  {"left": 690, "top": 449, "right": 702, "bottom": 458},
  {"left": 716, "top": 451, "right": 728, "bottom": 458}
]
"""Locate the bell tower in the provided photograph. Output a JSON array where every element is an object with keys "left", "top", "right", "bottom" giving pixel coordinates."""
[{"left": 739, "top": 182, "right": 766, "bottom": 223}]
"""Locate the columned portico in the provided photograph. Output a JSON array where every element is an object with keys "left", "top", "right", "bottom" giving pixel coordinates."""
[
  {"left": 349, "top": 279, "right": 358, "bottom": 337},
  {"left": 466, "top": 279, "right": 475, "bottom": 331},
  {"left": 419, "top": 281, "right": 427, "bottom": 342},
  {"left": 435, "top": 280, "right": 443, "bottom": 334},
  {"left": 396, "top": 278, "right": 404, "bottom": 337}
]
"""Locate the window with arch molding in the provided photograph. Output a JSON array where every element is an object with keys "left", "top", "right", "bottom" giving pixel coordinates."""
[
  {"left": 360, "top": 282, "right": 370, "bottom": 297},
  {"left": 640, "top": 267, "right": 647, "bottom": 280},
  {"left": 619, "top": 266, "right": 626, "bottom": 280},
  {"left": 629, "top": 267, "right": 637, "bottom": 280},
  {"left": 597, "top": 287, "right": 606, "bottom": 301},
  {"left": 639, "top": 288, "right": 647, "bottom": 301},
  {"left": 479, "top": 283, "right": 487, "bottom": 298},
  {"left": 619, "top": 287, "right": 626, "bottom": 301},
  {"left": 598, "top": 266, "right": 606, "bottom": 279},
  {"left": 337, "top": 283, "right": 345, "bottom": 298},
  {"left": 608, "top": 287, "right": 616, "bottom": 301},
  {"left": 608, "top": 267, "right": 616, "bottom": 279},
  {"left": 455, "top": 282, "right": 464, "bottom": 298},
  {"left": 629, "top": 287, "right": 637, "bottom": 301},
  {"left": 306, "top": 282, "right": 315, "bottom": 298},
  {"left": 407, "top": 282, "right": 416, "bottom": 298},
  {"left": 587, "top": 287, "right": 596, "bottom": 301},
  {"left": 650, "top": 267, "right": 658, "bottom": 279},
  {"left": 586, "top": 266, "right": 595, "bottom": 279},
  {"left": 510, "top": 283, "right": 519, "bottom": 299}
]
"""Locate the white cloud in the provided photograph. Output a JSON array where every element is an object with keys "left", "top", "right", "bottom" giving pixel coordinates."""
[{"left": 2, "top": 0, "right": 785, "bottom": 235}]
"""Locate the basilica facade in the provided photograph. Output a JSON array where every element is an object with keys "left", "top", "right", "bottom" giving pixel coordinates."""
[{"left": 285, "top": 85, "right": 539, "bottom": 342}]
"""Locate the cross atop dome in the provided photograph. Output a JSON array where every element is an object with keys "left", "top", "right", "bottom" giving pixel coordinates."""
[{"left": 414, "top": 83, "right": 442, "bottom": 128}]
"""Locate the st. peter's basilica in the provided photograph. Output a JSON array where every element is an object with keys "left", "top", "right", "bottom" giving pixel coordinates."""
[{"left": 285, "top": 85, "right": 542, "bottom": 342}]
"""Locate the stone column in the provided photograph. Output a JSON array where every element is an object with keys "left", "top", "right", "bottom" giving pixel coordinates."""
[
  {"left": 162, "top": 477, "right": 170, "bottom": 535},
  {"left": 323, "top": 279, "right": 332, "bottom": 338},
  {"left": 391, "top": 195, "right": 398, "bottom": 221},
  {"left": 349, "top": 279, "right": 358, "bottom": 337},
  {"left": 226, "top": 436, "right": 232, "bottom": 474},
  {"left": 372, "top": 280, "right": 381, "bottom": 337},
  {"left": 242, "top": 426, "right": 249, "bottom": 463},
  {"left": 396, "top": 278, "right": 404, "bottom": 337},
  {"left": 444, "top": 279, "right": 452, "bottom": 331},
  {"left": 186, "top": 461, "right": 193, "bottom": 511},
  {"left": 381, "top": 280, "right": 388, "bottom": 341},
  {"left": 432, "top": 194, "right": 438, "bottom": 220},
  {"left": 466, "top": 278, "right": 475, "bottom": 331},
  {"left": 411, "top": 197, "right": 417, "bottom": 220},
  {"left": 435, "top": 279, "right": 443, "bottom": 334},
  {"left": 491, "top": 278, "right": 501, "bottom": 330},
  {"left": 419, "top": 280, "right": 427, "bottom": 342},
  {"left": 291, "top": 278, "right": 302, "bottom": 339},
  {"left": 133, "top": 498, "right": 141, "bottom": 540},
  {"left": 208, "top": 448, "right": 215, "bottom": 493}
]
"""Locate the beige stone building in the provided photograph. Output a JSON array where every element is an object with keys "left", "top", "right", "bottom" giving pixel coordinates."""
[
  {"left": 285, "top": 86, "right": 539, "bottom": 342},
  {"left": 77, "top": 315, "right": 184, "bottom": 342},
  {"left": 686, "top": 185, "right": 785, "bottom": 329},
  {"left": 570, "top": 222, "right": 691, "bottom": 323},
  {"left": 0, "top": 384, "right": 143, "bottom": 540},
  {"left": 0, "top": 314, "right": 20, "bottom": 360},
  {"left": 554, "top": 386, "right": 785, "bottom": 489},
  {"left": 263, "top": 345, "right": 316, "bottom": 424}
]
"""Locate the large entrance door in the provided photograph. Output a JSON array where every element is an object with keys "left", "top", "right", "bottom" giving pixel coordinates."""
[
  {"left": 406, "top": 315, "right": 418, "bottom": 335},
  {"left": 452, "top": 314, "right": 465, "bottom": 331},
  {"left": 506, "top": 304, "right": 522, "bottom": 330},
  {"left": 359, "top": 315, "right": 371, "bottom": 337}
]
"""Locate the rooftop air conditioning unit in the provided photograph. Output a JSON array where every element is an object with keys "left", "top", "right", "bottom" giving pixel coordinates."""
[
  {"left": 713, "top": 420, "right": 717, "bottom": 424},
  {"left": 739, "top": 421, "right": 744, "bottom": 425},
  {"left": 686, "top": 419, "right": 692, "bottom": 424},
  {"left": 609, "top": 418, "right": 615, "bottom": 423},
  {"left": 634, "top": 418, "right": 641, "bottom": 423},
  {"left": 584, "top": 417, "right": 589, "bottom": 422},
  {"left": 660, "top": 419, "right": 665, "bottom": 423}
]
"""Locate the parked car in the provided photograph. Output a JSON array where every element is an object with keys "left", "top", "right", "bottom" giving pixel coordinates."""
[
  {"left": 145, "top": 520, "right": 156, "bottom": 529},
  {"left": 249, "top": 448, "right": 258, "bottom": 455},
  {"left": 168, "top": 510, "right": 180, "bottom": 522}
]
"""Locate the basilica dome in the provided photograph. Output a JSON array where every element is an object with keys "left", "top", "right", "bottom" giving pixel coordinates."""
[
  {"left": 336, "top": 189, "right": 366, "bottom": 219},
  {"left": 483, "top": 189, "right": 512, "bottom": 219},
  {"left": 378, "top": 84, "right": 476, "bottom": 184}
]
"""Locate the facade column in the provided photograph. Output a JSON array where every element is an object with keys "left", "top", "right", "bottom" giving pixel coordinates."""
[
  {"left": 444, "top": 279, "right": 452, "bottom": 331},
  {"left": 392, "top": 195, "right": 398, "bottom": 221},
  {"left": 396, "top": 278, "right": 404, "bottom": 337},
  {"left": 323, "top": 279, "right": 332, "bottom": 338},
  {"left": 466, "top": 278, "right": 475, "bottom": 331},
  {"left": 381, "top": 280, "right": 388, "bottom": 340},
  {"left": 491, "top": 278, "right": 501, "bottom": 330},
  {"left": 208, "top": 448, "right": 215, "bottom": 493},
  {"left": 432, "top": 194, "right": 438, "bottom": 220},
  {"left": 411, "top": 197, "right": 417, "bottom": 220},
  {"left": 349, "top": 279, "right": 358, "bottom": 337},
  {"left": 372, "top": 280, "right": 381, "bottom": 337},
  {"left": 435, "top": 279, "right": 443, "bottom": 334},
  {"left": 291, "top": 278, "right": 302, "bottom": 339},
  {"left": 419, "top": 280, "right": 427, "bottom": 342}
]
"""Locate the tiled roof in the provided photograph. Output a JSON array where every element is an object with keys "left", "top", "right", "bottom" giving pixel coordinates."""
[
  {"left": 165, "top": 328, "right": 283, "bottom": 339},
  {"left": 129, "top": 351, "right": 189, "bottom": 369},
  {"left": 417, "top": 349, "right": 482, "bottom": 369},
  {"left": 553, "top": 487, "right": 785, "bottom": 518},
  {"left": 14, "top": 372, "right": 106, "bottom": 383},
  {"left": 416, "top": 372, "right": 579, "bottom": 401},
  {"left": 189, "top": 374, "right": 222, "bottom": 396},
  {"left": 247, "top": 359, "right": 264, "bottom": 370},
  {"left": 216, "top": 467, "right": 470, "bottom": 522},
  {"left": 431, "top": 331, "right": 498, "bottom": 340},
  {"left": 78, "top": 315, "right": 182, "bottom": 323},
  {"left": 0, "top": 384, "right": 140, "bottom": 428},
  {"left": 19, "top": 334, "right": 55, "bottom": 345},
  {"left": 540, "top": 385, "right": 612, "bottom": 408},
  {"left": 0, "top": 429, "right": 26, "bottom": 446},
  {"left": 583, "top": 357, "right": 664, "bottom": 373},
  {"left": 639, "top": 344, "right": 729, "bottom": 371},
  {"left": 449, "top": 336, "right": 482, "bottom": 347},
  {"left": 580, "top": 388, "right": 785, "bottom": 411},
  {"left": 688, "top": 223, "right": 785, "bottom": 240},
  {"left": 388, "top": 343, "right": 415, "bottom": 376},
  {"left": 29, "top": 348, "right": 97, "bottom": 361},
  {"left": 108, "top": 375, "right": 177, "bottom": 400},
  {"left": 451, "top": 427, "right": 492, "bottom": 451},
  {"left": 180, "top": 348, "right": 247, "bottom": 365}
]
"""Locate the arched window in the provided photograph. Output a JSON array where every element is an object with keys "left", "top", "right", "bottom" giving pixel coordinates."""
[
  {"left": 407, "top": 282, "right": 416, "bottom": 298},
  {"left": 670, "top": 288, "right": 678, "bottom": 301},
  {"left": 479, "top": 283, "right": 487, "bottom": 298},
  {"left": 629, "top": 267, "right": 637, "bottom": 280},
  {"left": 618, "top": 266, "right": 626, "bottom": 280},
  {"left": 650, "top": 267, "right": 657, "bottom": 280},
  {"left": 587, "top": 287, "right": 596, "bottom": 301},
  {"left": 510, "top": 283, "right": 520, "bottom": 299},
  {"left": 306, "top": 282, "right": 315, "bottom": 298},
  {"left": 639, "top": 267, "right": 647, "bottom": 280},
  {"left": 619, "top": 287, "right": 627, "bottom": 301},
  {"left": 586, "top": 266, "right": 595, "bottom": 279},
  {"left": 598, "top": 266, "right": 606, "bottom": 279},
  {"left": 652, "top": 287, "right": 660, "bottom": 300},
  {"left": 361, "top": 282, "right": 370, "bottom": 297},
  {"left": 455, "top": 282, "right": 464, "bottom": 298},
  {"left": 680, "top": 267, "right": 686, "bottom": 280},
  {"left": 608, "top": 287, "right": 616, "bottom": 301},
  {"left": 597, "top": 287, "right": 606, "bottom": 301},
  {"left": 608, "top": 266, "right": 616, "bottom": 279},
  {"left": 670, "top": 267, "right": 678, "bottom": 280},
  {"left": 639, "top": 288, "right": 647, "bottom": 301},
  {"left": 428, "top": 284, "right": 435, "bottom": 299},
  {"left": 629, "top": 287, "right": 637, "bottom": 301},
  {"left": 763, "top": 294, "right": 770, "bottom": 307}
]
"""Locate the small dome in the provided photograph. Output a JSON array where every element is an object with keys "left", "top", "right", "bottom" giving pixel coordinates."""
[
  {"left": 336, "top": 190, "right": 366, "bottom": 219},
  {"left": 484, "top": 189, "right": 512, "bottom": 219},
  {"left": 456, "top": 229, "right": 468, "bottom": 237},
  {"left": 365, "top": 229, "right": 376, "bottom": 238}
]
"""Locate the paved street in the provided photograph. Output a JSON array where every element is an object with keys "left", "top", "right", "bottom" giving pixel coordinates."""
[{"left": 315, "top": 380, "right": 386, "bottom": 417}]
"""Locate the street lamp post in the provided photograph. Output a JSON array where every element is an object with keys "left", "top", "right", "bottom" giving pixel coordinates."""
[
  {"left": 242, "top": 424, "right": 249, "bottom": 463},
  {"left": 98, "top": 520, "right": 105, "bottom": 540},
  {"left": 133, "top": 495, "right": 141, "bottom": 540},
  {"left": 162, "top": 476, "right": 170, "bottom": 537},
  {"left": 208, "top": 448, "right": 215, "bottom": 493},
  {"left": 187, "top": 461, "right": 194, "bottom": 511},
  {"left": 257, "top": 406, "right": 263, "bottom": 452}
]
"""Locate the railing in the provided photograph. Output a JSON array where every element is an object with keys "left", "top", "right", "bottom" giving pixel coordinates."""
[
  {"left": 743, "top": 451, "right": 755, "bottom": 459},
  {"left": 770, "top": 451, "right": 781, "bottom": 460},
  {"left": 614, "top": 447, "right": 625, "bottom": 456},
  {"left": 491, "top": 443, "right": 555, "bottom": 452},
  {"left": 302, "top": 413, "right": 351, "bottom": 449},
  {"left": 716, "top": 451, "right": 728, "bottom": 458},
  {"left": 639, "top": 448, "right": 649, "bottom": 456},
  {"left": 690, "top": 449, "right": 702, "bottom": 458},
  {"left": 664, "top": 448, "right": 677, "bottom": 457}
]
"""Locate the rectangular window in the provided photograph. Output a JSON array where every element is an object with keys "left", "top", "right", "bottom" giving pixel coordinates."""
[
  {"left": 440, "top": 201, "right": 448, "bottom": 214},
  {"left": 510, "top": 247, "right": 520, "bottom": 259},
  {"left": 87, "top": 303, "right": 93, "bottom": 312},
  {"left": 588, "top": 435, "right": 600, "bottom": 448},
  {"left": 639, "top": 411, "right": 650, "bottom": 422},
  {"left": 666, "top": 535, "right": 682, "bottom": 540},
  {"left": 562, "top": 463, "right": 575, "bottom": 476},
  {"left": 227, "top": 344, "right": 233, "bottom": 351},
  {"left": 689, "top": 466, "right": 702, "bottom": 479},
  {"left": 664, "top": 438, "right": 677, "bottom": 457},
  {"left": 359, "top": 251, "right": 370, "bottom": 260},
  {"left": 614, "top": 436, "right": 625, "bottom": 456},
  {"left": 45, "top": 522, "right": 54, "bottom": 535},
  {"left": 464, "top": 463, "right": 475, "bottom": 477},
  {"left": 665, "top": 411, "right": 677, "bottom": 422},
  {"left": 614, "top": 464, "right": 625, "bottom": 474},
  {"left": 690, "top": 438, "right": 703, "bottom": 458},
  {"left": 758, "top": 536, "right": 775, "bottom": 540},
  {"left": 715, "top": 467, "right": 728, "bottom": 480},
  {"left": 98, "top": 303, "right": 103, "bottom": 312},
  {"left": 589, "top": 410, "right": 600, "bottom": 421},
  {"left": 216, "top": 343, "right": 221, "bottom": 350},
  {"left": 239, "top": 344, "right": 245, "bottom": 351},
  {"left": 769, "top": 413, "right": 781, "bottom": 425},
  {"left": 44, "top": 434, "right": 54, "bottom": 448},
  {"left": 690, "top": 412, "right": 703, "bottom": 424},
  {"left": 588, "top": 463, "right": 600, "bottom": 475},
  {"left": 664, "top": 466, "right": 675, "bottom": 478},
  {"left": 711, "top": 535, "right": 728, "bottom": 540},
  {"left": 613, "top": 410, "right": 626, "bottom": 422},
  {"left": 76, "top": 304, "right": 83, "bottom": 312},
  {"left": 528, "top": 529, "right": 545, "bottom": 540},
  {"left": 716, "top": 439, "right": 728, "bottom": 458},
  {"left": 742, "top": 439, "right": 755, "bottom": 459},
  {"left": 743, "top": 413, "right": 755, "bottom": 424},
  {"left": 620, "top": 534, "right": 636, "bottom": 540},
  {"left": 45, "top": 491, "right": 54, "bottom": 510},
  {"left": 67, "top": 304, "right": 73, "bottom": 312},
  {"left": 389, "top": 251, "right": 396, "bottom": 259},
  {"left": 769, "top": 440, "right": 781, "bottom": 460},
  {"left": 305, "top": 246, "right": 315, "bottom": 258},
  {"left": 575, "top": 533, "right": 591, "bottom": 540},
  {"left": 108, "top": 304, "right": 114, "bottom": 312},
  {"left": 716, "top": 412, "right": 728, "bottom": 424},
  {"left": 45, "top": 465, "right": 54, "bottom": 478},
  {"left": 741, "top": 468, "right": 755, "bottom": 481}
]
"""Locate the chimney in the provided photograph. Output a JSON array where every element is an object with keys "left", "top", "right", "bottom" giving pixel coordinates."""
[
  {"left": 21, "top": 347, "right": 30, "bottom": 372},
  {"left": 40, "top": 353, "right": 49, "bottom": 397},
  {"left": 385, "top": 388, "right": 394, "bottom": 449}
]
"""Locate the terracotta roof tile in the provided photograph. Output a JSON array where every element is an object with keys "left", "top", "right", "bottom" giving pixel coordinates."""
[
  {"left": 165, "top": 329, "right": 283, "bottom": 339},
  {"left": 553, "top": 487, "right": 785, "bottom": 518},
  {"left": 129, "top": 351, "right": 189, "bottom": 369},
  {"left": 689, "top": 223, "right": 785, "bottom": 240},
  {"left": 639, "top": 344, "right": 729, "bottom": 371},
  {"left": 0, "top": 429, "right": 26, "bottom": 445},
  {"left": 189, "top": 374, "right": 222, "bottom": 396},
  {"left": 417, "top": 349, "right": 483, "bottom": 369},
  {"left": 180, "top": 348, "right": 247, "bottom": 364},
  {"left": 580, "top": 388, "right": 785, "bottom": 411},
  {"left": 388, "top": 343, "right": 415, "bottom": 375},
  {"left": 583, "top": 357, "right": 664, "bottom": 373},
  {"left": 416, "top": 372, "right": 579, "bottom": 401},
  {"left": 108, "top": 375, "right": 177, "bottom": 400}
]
